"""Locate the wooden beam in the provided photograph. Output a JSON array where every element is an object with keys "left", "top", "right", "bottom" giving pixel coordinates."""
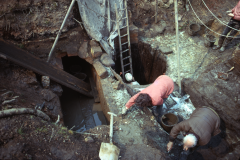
[{"left": 0, "top": 39, "right": 93, "bottom": 97}]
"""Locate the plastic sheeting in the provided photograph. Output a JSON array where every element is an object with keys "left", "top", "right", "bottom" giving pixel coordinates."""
[{"left": 77, "top": 0, "right": 127, "bottom": 59}]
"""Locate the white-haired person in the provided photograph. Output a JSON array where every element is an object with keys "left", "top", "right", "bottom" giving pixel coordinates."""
[
  {"left": 167, "top": 106, "right": 221, "bottom": 160},
  {"left": 125, "top": 73, "right": 140, "bottom": 85}
]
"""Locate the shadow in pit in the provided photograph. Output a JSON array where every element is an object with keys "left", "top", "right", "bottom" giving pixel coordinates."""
[{"left": 60, "top": 56, "right": 107, "bottom": 132}]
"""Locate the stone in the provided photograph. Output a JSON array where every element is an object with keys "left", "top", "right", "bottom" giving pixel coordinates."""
[
  {"left": 85, "top": 136, "right": 94, "bottom": 143},
  {"left": 93, "top": 60, "right": 108, "bottom": 79},
  {"left": 100, "top": 53, "right": 115, "bottom": 67},
  {"left": 89, "top": 40, "right": 99, "bottom": 47},
  {"left": 25, "top": 70, "right": 38, "bottom": 85},
  {"left": 41, "top": 89, "right": 56, "bottom": 102},
  {"left": 78, "top": 42, "right": 89, "bottom": 59},
  {"left": 50, "top": 84, "right": 63, "bottom": 96},
  {"left": 159, "top": 46, "right": 173, "bottom": 54},
  {"left": 84, "top": 57, "right": 94, "bottom": 64},
  {"left": 91, "top": 46, "right": 102, "bottom": 58},
  {"left": 41, "top": 76, "right": 50, "bottom": 89},
  {"left": 66, "top": 44, "right": 78, "bottom": 57}
]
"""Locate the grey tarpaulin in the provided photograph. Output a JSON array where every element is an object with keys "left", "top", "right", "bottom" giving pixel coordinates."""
[{"left": 77, "top": 0, "right": 126, "bottom": 59}]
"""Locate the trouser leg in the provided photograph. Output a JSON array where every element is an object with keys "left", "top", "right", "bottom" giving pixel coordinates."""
[
  {"left": 213, "top": 20, "right": 233, "bottom": 49},
  {"left": 219, "top": 20, "right": 240, "bottom": 52}
]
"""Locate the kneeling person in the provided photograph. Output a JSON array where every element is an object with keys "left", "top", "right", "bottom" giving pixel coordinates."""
[
  {"left": 122, "top": 74, "right": 174, "bottom": 115},
  {"left": 167, "top": 107, "right": 221, "bottom": 159}
]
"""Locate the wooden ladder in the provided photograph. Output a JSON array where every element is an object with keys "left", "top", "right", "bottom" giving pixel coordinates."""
[{"left": 115, "top": 0, "right": 133, "bottom": 81}]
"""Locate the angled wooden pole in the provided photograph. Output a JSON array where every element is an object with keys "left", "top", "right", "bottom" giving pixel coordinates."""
[
  {"left": 174, "top": 0, "right": 181, "bottom": 94},
  {"left": 47, "top": 0, "right": 76, "bottom": 62}
]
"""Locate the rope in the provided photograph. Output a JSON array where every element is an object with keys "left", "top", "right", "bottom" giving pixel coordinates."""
[
  {"left": 201, "top": 0, "right": 240, "bottom": 32},
  {"left": 188, "top": 0, "right": 237, "bottom": 38}
]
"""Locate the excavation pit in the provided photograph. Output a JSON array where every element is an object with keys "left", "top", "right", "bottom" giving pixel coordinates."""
[{"left": 60, "top": 55, "right": 107, "bottom": 132}]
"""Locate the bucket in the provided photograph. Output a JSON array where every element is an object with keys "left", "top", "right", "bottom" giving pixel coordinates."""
[
  {"left": 204, "top": 34, "right": 216, "bottom": 47},
  {"left": 188, "top": 23, "right": 201, "bottom": 36},
  {"left": 160, "top": 113, "right": 179, "bottom": 133},
  {"left": 74, "top": 72, "right": 87, "bottom": 81},
  {"left": 69, "top": 65, "right": 82, "bottom": 74}
]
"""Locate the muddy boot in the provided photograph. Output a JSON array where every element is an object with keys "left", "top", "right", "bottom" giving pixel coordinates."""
[
  {"left": 219, "top": 38, "right": 232, "bottom": 53},
  {"left": 212, "top": 37, "right": 224, "bottom": 50}
]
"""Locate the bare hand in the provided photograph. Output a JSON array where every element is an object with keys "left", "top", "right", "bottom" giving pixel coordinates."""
[
  {"left": 228, "top": 13, "right": 234, "bottom": 17},
  {"left": 183, "top": 145, "right": 189, "bottom": 151},
  {"left": 167, "top": 142, "right": 174, "bottom": 152},
  {"left": 122, "top": 107, "right": 128, "bottom": 115}
]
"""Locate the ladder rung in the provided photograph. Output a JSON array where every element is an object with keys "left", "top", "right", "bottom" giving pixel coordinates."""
[
  {"left": 122, "top": 49, "right": 129, "bottom": 53},
  {"left": 120, "top": 25, "right": 128, "bottom": 29},
  {"left": 121, "top": 34, "right": 128, "bottom": 38},
  {"left": 122, "top": 42, "right": 128, "bottom": 46},
  {"left": 123, "top": 17, "right": 127, "bottom": 19},
  {"left": 123, "top": 56, "right": 130, "bottom": 60},
  {"left": 120, "top": 7, "right": 127, "bottom": 11},
  {"left": 125, "top": 70, "right": 131, "bottom": 73},
  {"left": 124, "top": 63, "right": 130, "bottom": 67}
]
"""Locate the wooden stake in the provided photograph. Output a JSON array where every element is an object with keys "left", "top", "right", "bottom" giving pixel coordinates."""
[
  {"left": 174, "top": 0, "right": 181, "bottom": 94},
  {"left": 155, "top": 0, "right": 158, "bottom": 23},
  {"left": 108, "top": 0, "right": 111, "bottom": 32}
]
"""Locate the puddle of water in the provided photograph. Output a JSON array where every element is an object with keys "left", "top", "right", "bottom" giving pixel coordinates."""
[{"left": 60, "top": 86, "right": 107, "bottom": 132}]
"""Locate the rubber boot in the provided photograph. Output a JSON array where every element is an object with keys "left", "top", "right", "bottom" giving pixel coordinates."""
[
  {"left": 213, "top": 37, "right": 224, "bottom": 50},
  {"left": 219, "top": 38, "right": 232, "bottom": 53}
]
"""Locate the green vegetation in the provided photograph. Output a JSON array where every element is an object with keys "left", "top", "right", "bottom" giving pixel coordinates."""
[{"left": 18, "top": 125, "right": 24, "bottom": 135}]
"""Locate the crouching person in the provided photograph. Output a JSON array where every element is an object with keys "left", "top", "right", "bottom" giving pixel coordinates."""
[
  {"left": 167, "top": 106, "right": 221, "bottom": 160},
  {"left": 121, "top": 74, "right": 174, "bottom": 115}
]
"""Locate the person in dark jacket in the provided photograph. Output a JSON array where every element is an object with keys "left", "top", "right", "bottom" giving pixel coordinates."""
[
  {"left": 213, "top": 1, "right": 240, "bottom": 52},
  {"left": 166, "top": 106, "right": 221, "bottom": 159}
]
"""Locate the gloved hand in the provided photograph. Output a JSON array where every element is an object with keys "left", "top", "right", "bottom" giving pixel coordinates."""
[{"left": 122, "top": 107, "right": 128, "bottom": 115}]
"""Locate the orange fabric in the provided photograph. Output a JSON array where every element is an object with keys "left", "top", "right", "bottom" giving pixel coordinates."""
[
  {"left": 125, "top": 75, "right": 174, "bottom": 109},
  {"left": 232, "top": 1, "right": 240, "bottom": 21}
]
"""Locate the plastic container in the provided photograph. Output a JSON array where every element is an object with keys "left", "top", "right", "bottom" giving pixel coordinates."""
[{"left": 160, "top": 113, "right": 179, "bottom": 133}]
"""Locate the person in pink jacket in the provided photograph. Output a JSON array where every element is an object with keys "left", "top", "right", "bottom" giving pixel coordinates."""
[
  {"left": 122, "top": 74, "right": 174, "bottom": 115},
  {"left": 213, "top": 1, "right": 240, "bottom": 52}
]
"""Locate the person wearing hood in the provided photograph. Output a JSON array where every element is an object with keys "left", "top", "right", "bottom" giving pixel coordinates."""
[
  {"left": 213, "top": 1, "right": 240, "bottom": 52},
  {"left": 122, "top": 74, "right": 174, "bottom": 116}
]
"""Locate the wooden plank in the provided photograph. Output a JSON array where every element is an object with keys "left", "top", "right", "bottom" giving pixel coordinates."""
[
  {"left": 0, "top": 39, "right": 93, "bottom": 97},
  {"left": 90, "top": 67, "right": 100, "bottom": 103}
]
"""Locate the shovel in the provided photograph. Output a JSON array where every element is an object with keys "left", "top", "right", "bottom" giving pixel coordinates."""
[{"left": 99, "top": 112, "right": 120, "bottom": 160}]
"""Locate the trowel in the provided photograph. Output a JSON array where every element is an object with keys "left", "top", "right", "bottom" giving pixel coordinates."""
[{"left": 99, "top": 112, "right": 120, "bottom": 160}]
